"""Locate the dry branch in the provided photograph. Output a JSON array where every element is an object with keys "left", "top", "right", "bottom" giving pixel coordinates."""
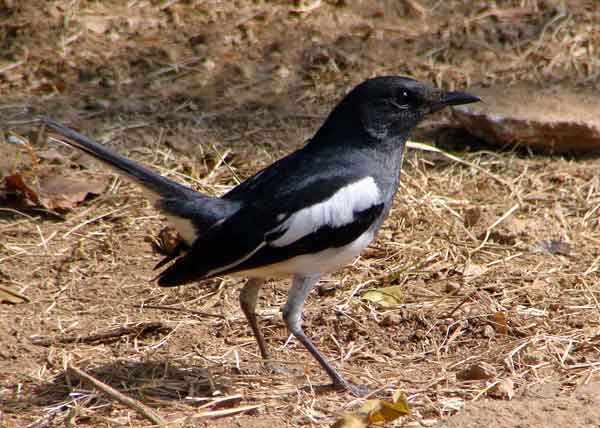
[
  {"left": 30, "top": 322, "right": 169, "bottom": 346},
  {"left": 136, "top": 304, "right": 225, "bottom": 319},
  {"left": 67, "top": 364, "right": 167, "bottom": 426}
]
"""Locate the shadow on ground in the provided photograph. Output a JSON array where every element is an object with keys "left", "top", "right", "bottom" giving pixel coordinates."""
[{"left": 2, "top": 360, "right": 222, "bottom": 414}]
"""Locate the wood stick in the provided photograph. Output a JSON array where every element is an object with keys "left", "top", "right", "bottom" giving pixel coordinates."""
[
  {"left": 30, "top": 322, "right": 168, "bottom": 346},
  {"left": 196, "top": 404, "right": 262, "bottom": 419},
  {"left": 135, "top": 304, "right": 225, "bottom": 319},
  {"left": 67, "top": 364, "right": 166, "bottom": 426}
]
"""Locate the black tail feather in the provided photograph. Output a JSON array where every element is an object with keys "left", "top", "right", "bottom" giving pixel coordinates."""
[{"left": 41, "top": 117, "right": 196, "bottom": 200}]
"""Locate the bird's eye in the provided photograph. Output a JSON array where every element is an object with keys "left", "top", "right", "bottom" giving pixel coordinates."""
[{"left": 397, "top": 90, "right": 411, "bottom": 103}]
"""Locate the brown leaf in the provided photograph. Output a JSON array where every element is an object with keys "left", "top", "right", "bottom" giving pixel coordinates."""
[
  {"left": 3, "top": 173, "right": 40, "bottom": 205},
  {"left": 37, "top": 148, "right": 67, "bottom": 164},
  {"left": 331, "top": 414, "right": 368, "bottom": 428},
  {"left": 491, "top": 311, "right": 509, "bottom": 335},
  {"left": 37, "top": 174, "right": 106, "bottom": 213}
]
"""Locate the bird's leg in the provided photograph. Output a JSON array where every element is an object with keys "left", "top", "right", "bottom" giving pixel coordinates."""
[
  {"left": 239, "top": 278, "right": 271, "bottom": 361},
  {"left": 239, "top": 277, "right": 292, "bottom": 374},
  {"left": 283, "top": 275, "right": 367, "bottom": 396}
]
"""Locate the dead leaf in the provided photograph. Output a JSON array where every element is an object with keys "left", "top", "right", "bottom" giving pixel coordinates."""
[
  {"left": 1, "top": 172, "right": 106, "bottom": 213},
  {"left": 0, "top": 284, "right": 29, "bottom": 304},
  {"left": 37, "top": 148, "right": 67, "bottom": 164},
  {"left": 491, "top": 311, "right": 509, "bottom": 334},
  {"left": 331, "top": 414, "right": 368, "bottom": 428},
  {"left": 37, "top": 174, "right": 106, "bottom": 213},
  {"left": 3, "top": 173, "right": 40, "bottom": 205},
  {"left": 331, "top": 390, "right": 410, "bottom": 427},
  {"left": 358, "top": 390, "right": 410, "bottom": 423},
  {"left": 362, "top": 285, "right": 404, "bottom": 308}
]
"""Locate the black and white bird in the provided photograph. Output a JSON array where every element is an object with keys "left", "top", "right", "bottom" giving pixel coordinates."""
[{"left": 42, "top": 76, "right": 480, "bottom": 396}]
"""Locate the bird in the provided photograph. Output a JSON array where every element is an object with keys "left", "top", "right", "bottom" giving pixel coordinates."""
[{"left": 41, "top": 76, "right": 480, "bottom": 396}]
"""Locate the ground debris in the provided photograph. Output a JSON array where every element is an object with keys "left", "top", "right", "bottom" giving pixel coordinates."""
[
  {"left": 456, "top": 362, "right": 497, "bottom": 381},
  {"left": 30, "top": 321, "right": 170, "bottom": 346},
  {"left": 1, "top": 171, "right": 106, "bottom": 214},
  {"left": 0, "top": 284, "right": 29, "bottom": 304}
]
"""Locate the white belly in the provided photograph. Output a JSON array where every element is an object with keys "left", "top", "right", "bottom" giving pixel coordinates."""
[{"left": 235, "top": 229, "right": 375, "bottom": 278}]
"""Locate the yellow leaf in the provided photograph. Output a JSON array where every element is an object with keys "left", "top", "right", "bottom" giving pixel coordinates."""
[
  {"left": 392, "top": 390, "right": 408, "bottom": 406},
  {"left": 331, "top": 414, "right": 368, "bottom": 428},
  {"left": 362, "top": 286, "right": 404, "bottom": 308},
  {"left": 358, "top": 392, "right": 410, "bottom": 424}
]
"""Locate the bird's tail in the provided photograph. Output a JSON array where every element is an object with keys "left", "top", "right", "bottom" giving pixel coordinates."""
[{"left": 41, "top": 117, "right": 196, "bottom": 202}]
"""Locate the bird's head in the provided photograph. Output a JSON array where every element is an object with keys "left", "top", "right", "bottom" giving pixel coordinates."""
[{"left": 320, "top": 76, "right": 481, "bottom": 142}]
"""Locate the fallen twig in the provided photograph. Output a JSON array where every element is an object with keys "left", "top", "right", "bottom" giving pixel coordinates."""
[
  {"left": 136, "top": 304, "right": 225, "bottom": 319},
  {"left": 30, "top": 322, "right": 169, "bottom": 346},
  {"left": 0, "top": 284, "right": 29, "bottom": 304},
  {"left": 67, "top": 364, "right": 166, "bottom": 426}
]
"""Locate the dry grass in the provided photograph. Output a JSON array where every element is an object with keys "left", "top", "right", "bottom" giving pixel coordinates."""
[{"left": 1, "top": 1, "right": 600, "bottom": 427}]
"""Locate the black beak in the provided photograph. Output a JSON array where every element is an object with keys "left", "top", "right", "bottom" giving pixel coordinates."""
[
  {"left": 430, "top": 91, "right": 481, "bottom": 112},
  {"left": 441, "top": 91, "right": 481, "bottom": 106}
]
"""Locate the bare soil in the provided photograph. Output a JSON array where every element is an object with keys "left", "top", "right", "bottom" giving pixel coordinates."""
[{"left": 1, "top": 1, "right": 600, "bottom": 427}]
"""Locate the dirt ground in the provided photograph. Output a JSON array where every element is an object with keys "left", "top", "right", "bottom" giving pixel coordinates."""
[{"left": 1, "top": 1, "right": 600, "bottom": 427}]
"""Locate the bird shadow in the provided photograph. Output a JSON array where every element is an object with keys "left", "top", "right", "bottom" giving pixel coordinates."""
[{"left": 1, "top": 360, "right": 225, "bottom": 415}]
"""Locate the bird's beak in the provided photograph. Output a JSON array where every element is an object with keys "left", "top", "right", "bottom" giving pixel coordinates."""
[{"left": 429, "top": 91, "right": 481, "bottom": 112}]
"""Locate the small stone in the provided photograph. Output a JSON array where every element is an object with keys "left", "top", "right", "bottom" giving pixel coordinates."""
[
  {"left": 523, "top": 350, "right": 544, "bottom": 365},
  {"left": 482, "top": 324, "right": 495, "bottom": 338},
  {"left": 412, "top": 329, "right": 427, "bottom": 340},
  {"left": 316, "top": 283, "right": 336, "bottom": 297},
  {"left": 379, "top": 313, "right": 402, "bottom": 327},
  {"left": 463, "top": 207, "right": 481, "bottom": 227},
  {"left": 487, "top": 378, "right": 515, "bottom": 400},
  {"left": 445, "top": 282, "right": 461, "bottom": 293},
  {"left": 574, "top": 383, "right": 600, "bottom": 404},
  {"left": 453, "top": 83, "right": 600, "bottom": 154},
  {"left": 456, "top": 362, "right": 497, "bottom": 381},
  {"left": 202, "top": 58, "right": 216, "bottom": 71}
]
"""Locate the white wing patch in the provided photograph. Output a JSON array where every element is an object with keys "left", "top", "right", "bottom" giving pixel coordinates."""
[{"left": 270, "top": 176, "right": 381, "bottom": 247}]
